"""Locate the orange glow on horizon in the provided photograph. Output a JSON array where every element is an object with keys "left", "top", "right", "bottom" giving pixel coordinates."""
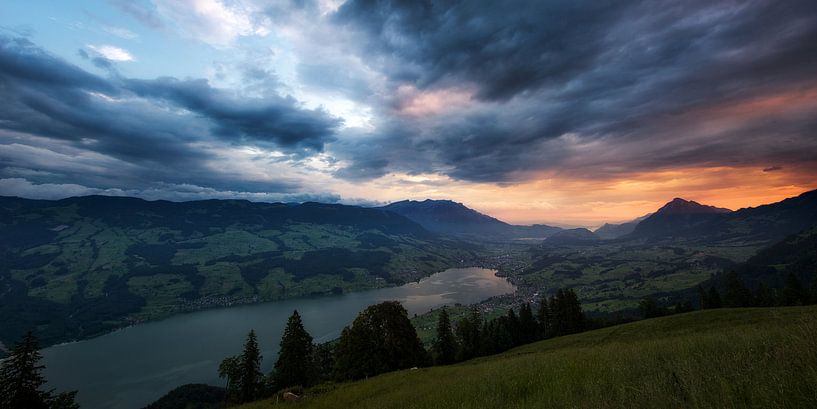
[{"left": 334, "top": 165, "right": 816, "bottom": 227}]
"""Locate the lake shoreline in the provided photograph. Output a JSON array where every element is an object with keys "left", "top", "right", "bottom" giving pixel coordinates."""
[
  {"left": 42, "top": 267, "right": 516, "bottom": 409},
  {"left": 37, "top": 261, "right": 502, "bottom": 351}
]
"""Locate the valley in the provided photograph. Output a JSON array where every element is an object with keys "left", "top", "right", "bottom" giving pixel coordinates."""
[
  {"left": 3, "top": 190, "right": 817, "bottom": 351},
  {"left": 2, "top": 3, "right": 816, "bottom": 408},
  {"left": 0, "top": 196, "right": 476, "bottom": 349}
]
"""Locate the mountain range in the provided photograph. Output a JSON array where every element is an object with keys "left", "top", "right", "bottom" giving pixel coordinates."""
[
  {"left": 381, "top": 199, "right": 561, "bottom": 239},
  {"left": 2, "top": 189, "right": 817, "bottom": 349},
  {"left": 629, "top": 190, "right": 817, "bottom": 243},
  {"left": 0, "top": 195, "right": 472, "bottom": 347},
  {"left": 594, "top": 214, "right": 651, "bottom": 239}
]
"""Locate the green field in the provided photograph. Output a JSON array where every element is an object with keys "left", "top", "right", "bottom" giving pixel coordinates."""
[
  {"left": 514, "top": 241, "right": 764, "bottom": 313},
  {"left": 239, "top": 306, "right": 817, "bottom": 409},
  {"left": 0, "top": 196, "right": 476, "bottom": 348}
]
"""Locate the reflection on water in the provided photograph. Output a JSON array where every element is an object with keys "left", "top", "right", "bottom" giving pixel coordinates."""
[{"left": 42, "top": 267, "right": 515, "bottom": 409}]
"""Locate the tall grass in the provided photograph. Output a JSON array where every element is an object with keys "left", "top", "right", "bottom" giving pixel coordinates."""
[{"left": 239, "top": 306, "right": 817, "bottom": 409}]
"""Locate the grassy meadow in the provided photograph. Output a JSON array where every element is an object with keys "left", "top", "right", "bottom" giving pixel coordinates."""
[{"left": 239, "top": 306, "right": 817, "bottom": 409}]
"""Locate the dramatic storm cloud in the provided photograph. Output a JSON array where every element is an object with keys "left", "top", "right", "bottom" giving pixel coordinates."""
[
  {"left": 331, "top": 0, "right": 817, "bottom": 182},
  {"left": 0, "top": 0, "right": 815, "bottom": 225}
]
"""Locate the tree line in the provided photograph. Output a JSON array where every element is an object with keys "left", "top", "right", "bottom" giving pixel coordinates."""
[
  {"left": 639, "top": 271, "right": 817, "bottom": 319},
  {"left": 701, "top": 271, "right": 817, "bottom": 309},
  {"left": 218, "top": 289, "right": 586, "bottom": 405},
  {"left": 432, "top": 288, "right": 585, "bottom": 365}
]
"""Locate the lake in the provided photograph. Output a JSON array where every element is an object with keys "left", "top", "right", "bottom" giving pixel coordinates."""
[{"left": 41, "top": 267, "right": 515, "bottom": 409}]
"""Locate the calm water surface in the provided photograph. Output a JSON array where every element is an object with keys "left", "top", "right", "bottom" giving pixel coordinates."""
[{"left": 42, "top": 267, "right": 515, "bottom": 409}]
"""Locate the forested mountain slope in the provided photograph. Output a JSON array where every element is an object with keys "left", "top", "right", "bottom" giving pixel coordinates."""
[{"left": 0, "top": 196, "right": 472, "bottom": 348}]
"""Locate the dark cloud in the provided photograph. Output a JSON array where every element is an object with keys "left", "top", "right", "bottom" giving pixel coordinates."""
[
  {"left": 76, "top": 47, "right": 117, "bottom": 72},
  {"left": 332, "top": 0, "right": 817, "bottom": 182},
  {"left": 0, "top": 177, "right": 343, "bottom": 204},
  {"left": 335, "top": 0, "right": 631, "bottom": 102},
  {"left": 0, "top": 35, "right": 337, "bottom": 196},
  {"left": 124, "top": 77, "right": 340, "bottom": 151},
  {"left": 763, "top": 166, "right": 783, "bottom": 173}
]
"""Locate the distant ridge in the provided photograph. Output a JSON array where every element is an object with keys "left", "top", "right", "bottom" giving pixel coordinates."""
[
  {"left": 629, "top": 190, "right": 817, "bottom": 243},
  {"left": 0, "top": 194, "right": 461, "bottom": 348},
  {"left": 630, "top": 197, "right": 732, "bottom": 239},
  {"left": 543, "top": 228, "right": 599, "bottom": 245},
  {"left": 593, "top": 199, "right": 730, "bottom": 240},
  {"left": 595, "top": 214, "right": 651, "bottom": 240},
  {"left": 654, "top": 198, "right": 731, "bottom": 215},
  {"left": 382, "top": 199, "right": 561, "bottom": 238}
]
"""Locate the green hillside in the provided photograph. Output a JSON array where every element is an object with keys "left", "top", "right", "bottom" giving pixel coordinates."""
[
  {"left": 516, "top": 190, "right": 817, "bottom": 314},
  {"left": 0, "top": 196, "right": 473, "bottom": 348},
  {"left": 239, "top": 306, "right": 817, "bottom": 409}
]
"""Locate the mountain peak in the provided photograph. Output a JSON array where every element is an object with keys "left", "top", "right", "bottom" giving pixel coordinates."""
[
  {"left": 656, "top": 198, "right": 731, "bottom": 215},
  {"left": 383, "top": 199, "right": 500, "bottom": 224},
  {"left": 381, "top": 199, "right": 562, "bottom": 238}
]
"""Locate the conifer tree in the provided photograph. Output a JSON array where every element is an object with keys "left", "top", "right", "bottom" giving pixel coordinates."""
[
  {"left": 698, "top": 285, "right": 709, "bottom": 309},
  {"left": 432, "top": 308, "right": 457, "bottom": 365},
  {"left": 517, "top": 303, "right": 537, "bottom": 344},
  {"left": 536, "top": 300, "right": 552, "bottom": 339},
  {"left": 549, "top": 291, "right": 564, "bottom": 335},
  {"left": 0, "top": 331, "right": 78, "bottom": 409},
  {"left": 313, "top": 342, "right": 335, "bottom": 383},
  {"left": 754, "top": 283, "right": 774, "bottom": 307},
  {"left": 706, "top": 286, "right": 722, "bottom": 309},
  {"left": 550, "top": 289, "right": 584, "bottom": 335},
  {"left": 221, "top": 330, "right": 265, "bottom": 403},
  {"left": 272, "top": 310, "right": 316, "bottom": 389},
  {"left": 241, "top": 330, "right": 263, "bottom": 401},
  {"left": 505, "top": 308, "right": 521, "bottom": 346},
  {"left": 723, "top": 271, "right": 752, "bottom": 307},
  {"left": 783, "top": 273, "right": 805, "bottom": 305},
  {"left": 480, "top": 317, "right": 512, "bottom": 355},
  {"left": 455, "top": 308, "right": 481, "bottom": 361}
]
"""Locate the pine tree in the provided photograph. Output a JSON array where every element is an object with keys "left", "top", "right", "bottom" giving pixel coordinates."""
[
  {"left": 707, "top": 287, "right": 722, "bottom": 309},
  {"left": 505, "top": 308, "right": 522, "bottom": 346},
  {"left": 0, "top": 331, "right": 49, "bottom": 409},
  {"left": 723, "top": 271, "right": 752, "bottom": 307},
  {"left": 754, "top": 283, "right": 774, "bottom": 307},
  {"left": 0, "top": 331, "right": 78, "bottom": 409},
  {"left": 313, "top": 342, "right": 335, "bottom": 383},
  {"left": 517, "top": 303, "right": 537, "bottom": 344},
  {"left": 550, "top": 289, "right": 584, "bottom": 335},
  {"left": 272, "top": 310, "right": 316, "bottom": 390},
  {"left": 454, "top": 308, "right": 481, "bottom": 361},
  {"left": 432, "top": 308, "right": 457, "bottom": 365},
  {"left": 783, "top": 273, "right": 805, "bottom": 306},
  {"left": 219, "top": 330, "right": 265, "bottom": 404},
  {"left": 536, "top": 299, "right": 552, "bottom": 339},
  {"left": 549, "top": 291, "right": 565, "bottom": 335},
  {"left": 698, "top": 285, "right": 709, "bottom": 309},
  {"left": 479, "top": 317, "right": 512, "bottom": 355}
]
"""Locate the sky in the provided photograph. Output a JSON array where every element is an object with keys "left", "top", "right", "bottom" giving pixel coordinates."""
[{"left": 0, "top": 0, "right": 816, "bottom": 227}]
